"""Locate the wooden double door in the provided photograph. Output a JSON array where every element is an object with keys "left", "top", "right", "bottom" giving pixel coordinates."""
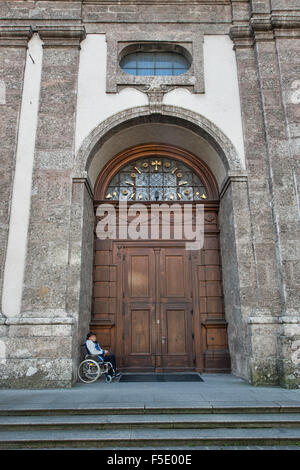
[
  {"left": 122, "top": 245, "right": 194, "bottom": 371},
  {"left": 91, "top": 206, "right": 231, "bottom": 374}
]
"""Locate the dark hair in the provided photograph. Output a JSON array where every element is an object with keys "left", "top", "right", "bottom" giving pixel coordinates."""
[{"left": 86, "top": 332, "right": 96, "bottom": 340}]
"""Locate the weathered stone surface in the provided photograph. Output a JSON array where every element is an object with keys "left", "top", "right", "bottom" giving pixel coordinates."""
[
  {"left": 0, "top": 27, "right": 31, "bottom": 317},
  {"left": 219, "top": 175, "right": 255, "bottom": 381},
  {"left": 0, "top": 1, "right": 82, "bottom": 21},
  {"left": 67, "top": 179, "right": 95, "bottom": 368},
  {"left": 0, "top": 358, "right": 74, "bottom": 388},
  {"left": 278, "top": 319, "right": 300, "bottom": 388},
  {"left": 21, "top": 32, "right": 83, "bottom": 314},
  {"left": 231, "top": 32, "right": 283, "bottom": 318},
  {"left": 0, "top": 0, "right": 299, "bottom": 389},
  {"left": 83, "top": 2, "right": 232, "bottom": 24}
]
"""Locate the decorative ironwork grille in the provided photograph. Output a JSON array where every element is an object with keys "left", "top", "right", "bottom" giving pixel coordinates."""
[{"left": 105, "top": 157, "right": 208, "bottom": 201}]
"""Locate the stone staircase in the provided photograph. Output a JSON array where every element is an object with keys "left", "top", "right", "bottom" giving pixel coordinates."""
[{"left": 0, "top": 405, "right": 300, "bottom": 449}]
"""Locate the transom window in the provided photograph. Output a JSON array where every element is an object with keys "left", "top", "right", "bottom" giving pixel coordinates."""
[
  {"left": 105, "top": 157, "right": 208, "bottom": 202},
  {"left": 120, "top": 52, "right": 190, "bottom": 77}
]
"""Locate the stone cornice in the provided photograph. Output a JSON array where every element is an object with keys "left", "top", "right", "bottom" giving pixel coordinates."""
[
  {"left": 72, "top": 173, "right": 94, "bottom": 200},
  {"left": 252, "top": 12, "right": 300, "bottom": 30},
  {"left": 251, "top": 13, "right": 300, "bottom": 38},
  {"left": 271, "top": 13, "right": 300, "bottom": 30},
  {"left": 4, "top": 316, "right": 75, "bottom": 325},
  {"left": 0, "top": 25, "right": 87, "bottom": 48},
  {"left": 230, "top": 12, "right": 300, "bottom": 47},
  {"left": 229, "top": 25, "right": 254, "bottom": 49},
  {"left": 272, "top": 13, "right": 300, "bottom": 38},
  {"left": 82, "top": 0, "right": 231, "bottom": 3},
  {"left": 219, "top": 171, "right": 248, "bottom": 200},
  {"left": 0, "top": 25, "right": 33, "bottom": 47},
  {"left": 250, "top": 17, "right": 274, "bottom": 42},
  {"left": 35, "top": 25, "right": 86, "bottom": 48}
]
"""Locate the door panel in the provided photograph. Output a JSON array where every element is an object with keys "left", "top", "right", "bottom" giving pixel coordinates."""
[
  {"left": 159, "top": 247, "right": 193, "bottom": 370},
  {"left": 123, "top": 247, "right": 156, "bottom": 370},
  {"left": 166, "top": 309, "right": 186, "bottom": 354},
  {"left": 160, "top": 248, "right": 191, "bottom": 301},
  {"left": 124, "top": 301, "right": 155, "bottom": 369},
  {"left": 165, "top": 255, "right": 185, "bottom": 297},
  {"left": 130, "top": 309, "right": 151, "bottom": 354},
  {"left": 161, "top": 303, "right": 193, "bottom": 370},
  {"left": 129, "top": 255, "right": 151, "bottom": 298},
  {"left": 126, "top": 248, "right": 155, "bottom": 300}
]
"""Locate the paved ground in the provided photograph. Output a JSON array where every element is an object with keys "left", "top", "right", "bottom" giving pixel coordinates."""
[
  {"left": 0, "top": 374, "right": 299, "bottom": 411},
  {"left": 0, "top": 374, "right": 299, "bottom": 453}
]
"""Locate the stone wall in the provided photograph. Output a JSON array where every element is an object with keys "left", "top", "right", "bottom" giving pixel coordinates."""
[
  {"left": 230, "top": 0, "right": 300, "bottom": 387},
  {"left": 0, "top": 0, "right": 299, "bottom": 388}
]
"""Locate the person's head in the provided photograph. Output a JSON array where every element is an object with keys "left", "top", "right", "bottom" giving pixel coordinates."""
[{"left": 86, "top": 332, "right": 97, "bottom": 342}]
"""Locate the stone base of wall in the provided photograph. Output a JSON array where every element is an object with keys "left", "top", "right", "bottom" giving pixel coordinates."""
[
  {"left": 278, "top": 318, "right": 300, "bottom": 389},
  {"left": 229, "top": 351, "right": 250, "bottom": 383},
  {"left": 0, "top": 358, "right": 74, "bottom": 389},
  {"left": 248, "top": 319, "right": 279, "bottom": 386},
  {"left": 0, "top": 315, "right": 78, "bottom": 389},
  {"left": 249, "top": 358, "right": 280, "bottom": 387},
  {"left": 246, "top": 318, "right": 300, "bottom": 389}
]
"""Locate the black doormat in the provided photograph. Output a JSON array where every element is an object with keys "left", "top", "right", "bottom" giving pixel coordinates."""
[{"left": 119, "top": 373, "right": 203, "bottom": 382}]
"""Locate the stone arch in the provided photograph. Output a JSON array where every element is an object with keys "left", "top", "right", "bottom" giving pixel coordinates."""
[
  {"left": 73, "top": 105, "right": 244, "bottom": 191},
  {"left": 71, "top": 104, "right": 252, "bottom": 383}
]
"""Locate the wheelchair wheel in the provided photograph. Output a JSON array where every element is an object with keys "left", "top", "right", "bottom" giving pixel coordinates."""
[
  {"left": 105, "top": 374, "right": 112, "bottom": 383},
  {"left": 78, "top": 359, "right": 101, "bottom": 383}
]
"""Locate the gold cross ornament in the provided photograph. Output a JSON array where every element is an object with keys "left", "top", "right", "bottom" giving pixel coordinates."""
[{"left": 151, "top": 160, "right": 161, "bottom": 171}]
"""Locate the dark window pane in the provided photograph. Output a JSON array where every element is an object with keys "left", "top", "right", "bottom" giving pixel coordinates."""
[
  {"left": 138, "top": 53, "right": 154, "bottom": 68},
  {"left": 120, "top": 51, "right": 190, "bottom": 77},
  {"left": 123, "top": 68, "right": 137, "bottom": 75},
  {"left": 155, "top": 68, "right": 173, "bottom": 76},
  {"left": 121, "top": 55, "right": 137, "bottom": 68},
  {"left": 138, "top": 68, "right": 155, "bottom": 76},
  {"left": 173, "top": 68, "right": 185, "bottom": 76}
]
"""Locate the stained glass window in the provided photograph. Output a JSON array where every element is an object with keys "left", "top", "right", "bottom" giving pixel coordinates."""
[
  {"left": 105, "top": 157, "right": 208, "bottom": 201},
  {"left": 120, "top": 52, "right": 190, "bottom": 77}
]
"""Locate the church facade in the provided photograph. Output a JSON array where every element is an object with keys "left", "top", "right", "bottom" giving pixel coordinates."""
[{"left": 0, "top": 0, "right": 299, "bottom": 388}]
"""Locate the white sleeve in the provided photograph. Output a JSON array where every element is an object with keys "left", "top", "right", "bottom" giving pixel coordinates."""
[{"left": 86, "top": 340, "right": 100, "bottom": 355}]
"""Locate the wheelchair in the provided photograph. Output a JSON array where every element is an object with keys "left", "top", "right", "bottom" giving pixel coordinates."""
[{"left": 77, "top": 344, "right": 115, "bottom": 384}]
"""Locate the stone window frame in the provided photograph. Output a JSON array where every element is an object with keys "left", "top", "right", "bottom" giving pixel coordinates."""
[{"left": 105, "top": 31, "right": 204, "bottom": 95}]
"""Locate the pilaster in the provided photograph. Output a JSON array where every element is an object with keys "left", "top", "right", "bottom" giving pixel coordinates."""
[
  {"left": 229, "top": 25, "right": 283, "bottom": 317},
  {"left": 0, "top": 26, "right": 33, "bottom": 320},
  {"left": 21, "top": 25, "right": 86, "bottom": 316},
  {"left": 2, "top": 25, "right": 86, "bottom": 388},
  {"left": 230, "top": 22, "right": 283, "bottom": 385},
  {"left": 219, "top": 172, "right": 256, "bottom": 382},
  {"left": 231, "top": 7, "right": 300, "bottom": 387}
]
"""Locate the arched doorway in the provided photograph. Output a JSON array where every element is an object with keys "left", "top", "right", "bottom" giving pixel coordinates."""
[{"left": 90, "top": 144, "right": 230, "bottom": 373}]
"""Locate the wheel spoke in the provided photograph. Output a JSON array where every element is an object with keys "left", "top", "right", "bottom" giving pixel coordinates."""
[{"left": 78, "top": 359, "right": 100, "bottom": 383}]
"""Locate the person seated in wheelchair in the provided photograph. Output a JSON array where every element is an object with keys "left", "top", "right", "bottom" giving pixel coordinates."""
[{"left": 85, "top": 332, "right": 121, "bottom": 378}]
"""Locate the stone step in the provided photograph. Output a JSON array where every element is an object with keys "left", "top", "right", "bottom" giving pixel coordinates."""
[
  {"left": 1, "top": 404, "right": 300, "bottom": 416},
  {"left": 0, "top": 413, "right": 300, "bottom": 431},
  {"left": 1, "top": 427, "right": 300, "bottom": 449}
]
